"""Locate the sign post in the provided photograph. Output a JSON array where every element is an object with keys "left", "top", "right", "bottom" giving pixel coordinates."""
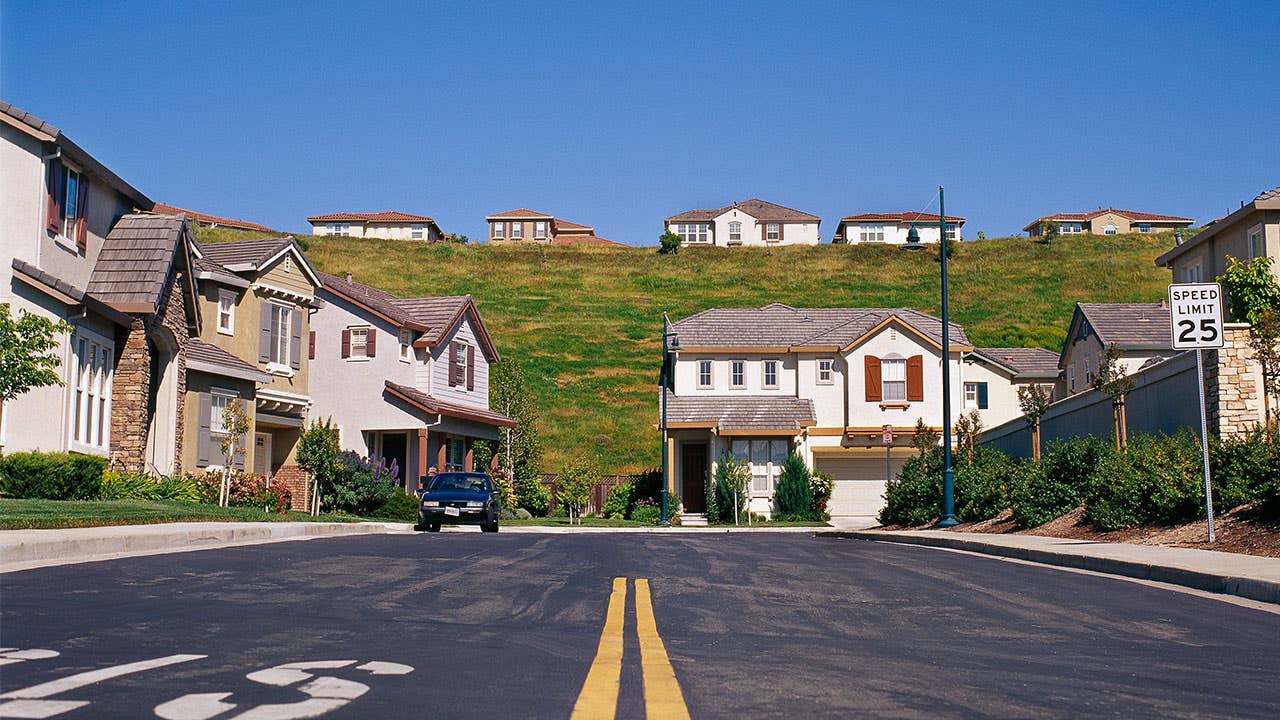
[
  {"left": 1168, "top": 283, "right": 1225, "bottom": 542},
  {"left": 882, "top": 424, "right": 893, "bottom": 488}
]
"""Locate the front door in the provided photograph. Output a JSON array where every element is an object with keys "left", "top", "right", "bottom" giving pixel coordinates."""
[
  {"left": 254, "top": 432, "right": 272, "bottom": 477},
  {"left": 681, "top": 443, "right": 708, "bottom": 513},
  {"left": 380, "top": 432, "right": 408, "bottom": 488}
]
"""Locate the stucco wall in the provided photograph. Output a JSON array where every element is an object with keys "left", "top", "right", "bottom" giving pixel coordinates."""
[
  {"left": 842, "top": 222, "right": 960, "bottom": 245},
  {"left": 710, "top": 208, "right": 820, "bottom": 246}
]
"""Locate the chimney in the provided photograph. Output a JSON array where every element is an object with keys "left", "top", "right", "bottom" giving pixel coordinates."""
[
  {"left": 345, "top": 272, "right": 353, "bottom": 283},
  {"left": 1160, "top": 298, "right": 1168, "bottom": 310}
]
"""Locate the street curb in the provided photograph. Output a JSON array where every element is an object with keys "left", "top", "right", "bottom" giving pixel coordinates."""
[
  {"left": 0, "top": 521, "right": 411, "bottom": 573},
  {"left": 819, "top": 530, "right": 1280, "bottom": 605}
]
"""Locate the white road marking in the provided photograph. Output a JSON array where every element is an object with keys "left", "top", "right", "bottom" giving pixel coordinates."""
[
  {"left": 245, "top": 661, "right": 354, "bottom": 687},
  {"left": 154, "top": 693, "right": 236, "bottom": 720},
  {"left": 0, "top": 699, "right": 88, "bottom": 718},
  {"left": 0, "top": 650, "right": 60, "bottom": 667},
  {"left": 295, "top": 678, "right": 366, "bottom": 701},
  {"left": 354, "top": 661, "right": 412, "bottom": 676},
  {"left": 276, "top": 662, "right": 355, "bottom": 671},
  {"left": 231, "top": 698, "right": 346, "bottom": 720},
  {"left": 0, "top": 654, "right": 206, "bottom": 700}
]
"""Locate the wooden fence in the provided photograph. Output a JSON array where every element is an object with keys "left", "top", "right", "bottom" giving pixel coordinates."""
[{"left": 539, "top": 474, "right": 633, "bottom": 515}]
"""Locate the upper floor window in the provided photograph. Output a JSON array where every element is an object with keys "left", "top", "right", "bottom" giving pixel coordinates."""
[
  {"left": 765, "top": 223, "right": 780, "bottom": 242},
  {"left": 1249, "top": 225, "right": 1265, "bottom": 260},
  {"left": 945, "top": 223, "right": 958, "bottom": 240},
  {"left": 697, "top": 360, "right": 713, "bottom": 389},
  {"left": 452, "top": 341, "right": 470, "bottom": 388},
  {"left": 1181, "top": 262, "right": 1203, "bottom": 283},
  {"left": 882, "top": 358, "right": 906, "bottom": 402},
  {"left": 535, "top": 221, "right": 547, "bottom": 239},
  {"left": 399, "top": 329, "right": 412, "bottom": 362},
  {"left": 1137, "top": 223, "right": 1152, "bottom": 233},
  {"left": 69, "top": 330, "right": 112, "bottom": 452},
  {"left": 510, "top": 222, "right": 524, "bottom": 239},
  {"left": 762, "top": 359, "right": 779, "bottom": 389},
  {"left": 268, "top": 303, "right": 293, "bottom": 367},
  {"left": 728, "top": 222, "right": 741, "bottom": 242},
  {"left": 492, "top": 223, "right": 505, "bottom": 239},
  {"left": 349, "top": 326, "right": 370, "bottom": 359},
  {"left": 859, "top": 225, "right": 885, "bottom": 242},
  {"left": 676, "top": 223, "right": 709, "bottom": 243},
  {"left": 217, "top": 290, "right": 236, "bottom": 335},
  {"left": 816, "top": 358, "right": 834, "bottom": 384},
  {"left": 411, "top": 224, "right": 424, "bottom": 240},
  {"left": 62, "top": 168, "right": 82, "bottom": 238},
  {"left": 1104, "top": 223, "right": 1117, "bottom": 235},
  {"left": 730, "top": 360, "right": 745, "bottom": 389}
]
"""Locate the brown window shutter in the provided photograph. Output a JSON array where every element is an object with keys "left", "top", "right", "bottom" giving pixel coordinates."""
[
  {"left": 309, "top": 331, "right": 316, "bottom": 360},
  {"left": 779, "top": 223, "right": 785, "bottom": 242},
  {"left": 466, "top": 345, "right": 475, "bottom": 391},
  {"left": 448, "top": 342, "right": 458, "bottom": 386},
  {"left": 258, "top": 305, "right": 272, "bottom": 362},
  {"left": 864, "top": 356, "right": 882, "bottom": 402},
  {"left": 760, "top": 223, "right": 766, "bottom": 242},
  {"left": 906, "top": 355, "right": 924, "bottom": 401},
  {"left": 74, "top": 176, "right": 89, "bottom": 249},
  {"left": 46, "top": 159, "right": 63, "bottom": 234},
  {"left": 340, "top": 328, "right": 350, "bottom": 358},
  {"left": 367, "top": 328, "right": 377, "bottom": 357},
  {"left": 289, "top": 309, "right": 302, "bottom": 369}
]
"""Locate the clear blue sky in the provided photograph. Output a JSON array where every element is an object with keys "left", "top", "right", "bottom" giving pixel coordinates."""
[{"left": 3, "top": 1, "right": 1277, "bottom": 244}]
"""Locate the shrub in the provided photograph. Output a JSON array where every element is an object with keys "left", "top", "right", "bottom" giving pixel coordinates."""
[
  {"left": 515, "top": 476, "right": 552, "bottom": 516},
  {"left": 1210, "top": 428, "right": 1277, "bottom": 512},
  {"left": 190, "top": 470, "right": 286, "bottom": 510},
  {"left": 372, "top": 489, "right": 418, "bottom": 521},
  {"left": 809, "top": 470, "right": 833, "bottom": 520},
  {"left": 323, "top": 452, "right": 397, "bottom": 515},
  {"left": 1010, "top": 437, "right": 1112, "bottom": 528},
  {"left": 630, "top": 468, "right": 663, "bottom": 505},
  {"left": 706, "top": 452, "right": 748, "bottom": 524},
  {"left": 879, "top": 450, "right": 941, "bottom": 526},
  {"left": 603, "top": 481, "right": 633, "bottom": 520},
  {"left": 774, "top": 453, "right": 813, "bottom": 520},
  {"left": 558, "top": 457, "right": 599, "bottom": 522},
  {"left": 631, "top": 500, "right": 661, "bottom": 524},
  {"left": 0, "top": 452, "right": 105, "bottom": 500},
  {"left": 251, "top": 484, "right": 292, "bottom": 514},
  {"left": 953, "top": 448, "right": 1016, "bottom": 522},
  {"left": 514, "top": 507, "right": 533, "bottom": 520},
  {"left": 1085, "top": 434, "right": 1202, "bottom": 531},
  {"left": 99, "top": 471, "right": 201, "bottom": 503}
]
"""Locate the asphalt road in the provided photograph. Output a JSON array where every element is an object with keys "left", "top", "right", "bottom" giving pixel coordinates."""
[{"left": 1, "top": 532, "right": 1278, "bottom": 719}]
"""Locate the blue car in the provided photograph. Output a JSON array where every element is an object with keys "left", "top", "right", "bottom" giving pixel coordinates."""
[{"left": 416, "top": 472, "right": 501, "bottom": 533}]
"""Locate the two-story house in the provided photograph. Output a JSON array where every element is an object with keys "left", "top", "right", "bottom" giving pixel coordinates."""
[
  {"left": 154, "top": 203, "right": 275, "bottom": 233},
  {"left": 833, "top": 212, "right": 965, "bottom": 245},
  {"left": 664, "top": 199, "right": 821, "bottom": 247},
  {"left": 2, "top": 102, "right": 201, "bottom": 474},
  {"left": 1059, "top": 302, "right": 1173, "bottom": 397},
  {"left": 310, "top": 272, "right": 516, "bottom": 491},
  {"left": 179, "top": 236, "right": 322, "bottom": 506},
  {"left": 485, "top": 209, "right": 624, "bottom": 246},
  {"left": 1024, "top": 208, "right": 1193, "bottom": 237},
  {"left": 665, "top": 304, "right": 1014, "bottom": 522},
  {"left": 308, "top": 212, "right": 444, "bottom": 243},
  {"left": 1155, "top": 186, "right": 1279, "bottom": 283}
]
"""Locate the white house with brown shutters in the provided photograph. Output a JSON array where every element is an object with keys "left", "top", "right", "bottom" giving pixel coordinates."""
[
  {"left": 664, "top": 304, "right": 1029, "bottom": 523},
  {"left": 664, "top": 198, "right": 822, "bottom": 247},
  {"left": 309, "top": 272, "right": 515, "bottom": 490}
]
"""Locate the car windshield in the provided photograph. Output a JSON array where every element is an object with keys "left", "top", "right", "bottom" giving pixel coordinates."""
[{"left": 427, "top": 473, "right": 492, "bottom": 494}]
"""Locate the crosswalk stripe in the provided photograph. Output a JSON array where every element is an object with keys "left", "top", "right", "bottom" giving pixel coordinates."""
[
  {"left": 569, "top": 577, "right": 627, "bottom": 720},
  {"left": 634, "top": 579, "right": 691, "bottom": 720}
]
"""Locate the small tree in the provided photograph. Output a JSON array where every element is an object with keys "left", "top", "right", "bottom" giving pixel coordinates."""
[
  {"left": 1249, "top": 309, "right": 1280, "bottom": 430},
  {"left": 976, "top": 231, "right": 986, "bottom": 241},
  {"left": 1017, "top": 383, "right": 1052, "bottom": 460},
  {"left": 658, "top": 230, "right": 682, "bottom": 255},
  {"left": 954, "top": 409, "right": 984, "bottom": 458},
  {"left": 774, "top": 453, "right": 813, "bottom": 519},
  {"left": 488, "top": 360, "right": 545, "bottom": 514},
  {"left": 707, "top": 452, "right": 749, "bottom": 525},
  {"left": 1038, "top": 220, "right": 1060, "bottom": 245},
  {"left": 912, "top": 417, "right": 940, "bottom": 457},
  {"left": 0, "top": 304, "right": 72, "bottom": 439},
  {"left": 1095, "top": 343, "right": 1134, "bottom": 453},
  {"left": 1220, "top": 257, "right": 1280, "bottom": 431},
  {"left": 297, "top": 417, "right": 341, "bottom": 515},
  {"left": 218, "top": 400, "right": 251, "bottom": 507},
  {"left": 558, "top": 457, "right": 598, "bottom": 525}
]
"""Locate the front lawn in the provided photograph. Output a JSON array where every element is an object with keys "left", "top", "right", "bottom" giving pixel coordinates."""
[{"left": 0, "top": 498, "right": 366, "bottom": 530}]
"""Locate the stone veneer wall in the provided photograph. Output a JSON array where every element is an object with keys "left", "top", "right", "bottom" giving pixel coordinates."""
[
  {"left": 1206, "top": 323, "right": 1267, "bottom": 438},
  {"left": 272, "top": 464, "right": 310, "bottom": 511}
]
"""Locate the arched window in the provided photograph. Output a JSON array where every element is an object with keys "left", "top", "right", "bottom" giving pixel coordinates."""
[{"left": 1104, "top": 223, "right": 1117, "bottom": 235}]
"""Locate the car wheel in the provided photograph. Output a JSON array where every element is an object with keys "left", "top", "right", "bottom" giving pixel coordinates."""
[
  {"left": 426, "top": 523, "right": 441, "bottom": 533},
  {"left": 413, "top": 523, "right": 425, "bottom": 532},
  {"left": 481, "top": 522, "right": 497, "bottom": 533}
]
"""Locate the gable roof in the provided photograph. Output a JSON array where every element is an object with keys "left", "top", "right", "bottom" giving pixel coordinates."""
[
  {"left": 670, "top": 304, "right": 970, "bottom": 351},
  {"left": 308, "top": 211, "right": 437, "bottom": 224},
  {"left": 841, "top": 212, "right": 966, "bottom": 224},
  {"left": 197, "top": 236, "right": 321, "bottom": 287},
  {"left": 316, "top": 271, "right": 425, "bottom": 330},
  {"left": 152, "top": 203, "right": 274, "bottom": 232},
  {"left": 86, "top": 214, "right": 199, "bottom": 324},
  {"left": 666, "top": 198, "right": 821, "bottom": 224},
  {"left": 1155, "top": 185, "right": 1280, "bottom": 267},
  {"left": 972, "top": 347, "right": 1061, "bottom": 378},
  {"left": 385, "top": 381, "right": 516, "bottom": 428},
  {"left": 1024, "top": 208, "right": 1193, "bottom": 231},
  {"left": 1066, "top": 303, "right": 1172, "bottom": 356}
]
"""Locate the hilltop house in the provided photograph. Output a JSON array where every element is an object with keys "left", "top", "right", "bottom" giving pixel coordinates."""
[
  {"left": 154, "top": 203, "right": 274, "bottom": 233},
  {"left": 1059, "top": 302, "right": 1172, "bottom": 396},
  {"left": 664, "top": 199, "right": 821, "bottom": 247},
  {"left": 485, "top": 209, "right": 624, "bottom": 246},
  {"left": 834, "top": 212, "right": 965, "bottom": 245},
  {"left": 1155, "top": 186, "right": 1279, "bottom": 283},
  {"left": 1024, "top": 209, "right": 1193, "bottom": 237},
  {"left": 308, "top": 212, "right": 444, "bottom": 242},
  {"left": 1, "top": 102, "right": 203, "bottom": 473},
  {"left": 663, "top": 304, "right": 1033, "bottom": 521},
  {"left": 176, "top": 236, "right": 323, "bottom": 507},
  {"left": 310, "top": 272, "right": 515, "bottom": 490}
]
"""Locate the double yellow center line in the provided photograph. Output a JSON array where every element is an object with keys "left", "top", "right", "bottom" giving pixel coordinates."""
[{"left": 571, "top": 577, "right": 691, "bottom": 720}]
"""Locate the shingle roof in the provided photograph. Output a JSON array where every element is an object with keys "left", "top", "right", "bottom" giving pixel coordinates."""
[
  {"left": 198, "top": 236, "right": 296, "bottom": 268},
  {"left": 1076, "top": 303, "right": 1172, "bottom": 349},
  {"left": 316, "top": 271, "right": 423, "bottom": 329},
  {"left": 666, "top": 392, "right": 816, "bottom": 431},
  {"left": 87, "top": 214, "right": 188, "bottom": 312},
  {"left": 973, "top": 347, "right": 1061, "bottom": 377},
  {"left": 841, "top": 212, "right": 966, "bottom": 223},
  {"left": 391, "top": 296, "right": 472, "bottom": 344},
  {"left": 486, "top": 208, "right": 555, "bottom": 220},
  {"left": 1025, "top": 208, "right": 1193, "bottom": 231},
  {"left": 307, "top": 211, "right": 436, "bottom": 223},
  {"left": 1255, "top": 186, "right": 1280, "bottom": 202},
  {"left": 670, "top": 304, "right": 971, "bottom": 349},
  {"left": 152, "top": 203, "right": 274, "bottom": 232},
  {"left": 385, "top": 381, "right": 516, "bottom": 428},
  {"left": 666, "top": 198, "right": 820, "bottom": 224},
  {"left": 186, "top": 339, "right": 272, "bottom": 383}
]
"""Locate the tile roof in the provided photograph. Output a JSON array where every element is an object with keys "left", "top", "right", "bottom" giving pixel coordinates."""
[
  {"left": 1076, "top": 303, "right": 1173, "bottom": 349},
  {"left": 670, "top": 304, "right": 971, "bottom": 349},
  {"left": 486, "top": 208, "right": 555, "bottom": 220},
  {"left": 186, "top": 339, "right": 272, "bottom": 383},
  {"left": 554, "top": 234, "right": 628, "bottom": 247},
  {"left": 666, "top": 391, "right": 816, "bottom": 431},
  {"left": 841, "top": 212, "right": 966, "bottom": 223},
  {"left": 385, "top": 381, "right": 516, "bottom": 428},
  {"left": 1255, "top": 186, "right": 1280, "bottom": 202},
  {"left": 198, "top": 236, "right": 296, "bottom": 268},
  {"left": 307, "top": 211, "right": 436, "bottom": 223},
  {"left": 1025, "top": 208, "right": 1193, "bottom": 231},
  {"left": 666, "top": 198, "right": 820, "bottom": 224},
  {"left": 973, "top": 347, "right": 1061, "bottom": 377},
  {"left": 554, "top": 219, "right": 591, "bottom": 231},
  {"left": 86, "top": 214, "right": 189, "bottom": 313},
  {"left": 152, "top": 203, "right": 275, "bottom": 232}
]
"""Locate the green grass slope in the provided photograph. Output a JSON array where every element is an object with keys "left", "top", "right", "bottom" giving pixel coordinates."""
[{"left": 196, "top": 227, "right": 1179, "bottom": 473}]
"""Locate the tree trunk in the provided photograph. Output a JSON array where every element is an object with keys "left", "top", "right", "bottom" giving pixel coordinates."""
[
  {"left": 1118, "top": 396, "right": 1129, "bottom": 453},
  {"left": 1031, "top": 420, "right": 1042, "bottom": 461}
]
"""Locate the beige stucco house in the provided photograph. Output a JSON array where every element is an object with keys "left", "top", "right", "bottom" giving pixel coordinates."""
[
  {"left": 1059, "top": 302, "right": 1173, "bottom": 397},
  {"left": 308, "top": 211, "right": 444, "bottom": 242},
  {"left": 834, "top": 212, "right": 965, "bottom": 245},
  {"left": 485, "top": 209, "right": 624, "bottom": 246},
  {"left": 964, "top": 348, "right": 1063, "bottom": 426},
  {"left": 665, "top": 198, "right": 821, "bottom": 247},
  {"left": 1024, "top": 208, "right": 1193, "bottom": 237},
  {"left": 1154, "top": 186, "right": 1279, "bottom": 283}
]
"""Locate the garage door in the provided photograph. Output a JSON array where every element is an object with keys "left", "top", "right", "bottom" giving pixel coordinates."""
[{"left": 816, "top": 455, "right": 907, "bottom": 518}]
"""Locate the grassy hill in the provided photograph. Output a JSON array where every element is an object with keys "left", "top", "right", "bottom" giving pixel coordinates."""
[{"left": 195, "top": 227, "right": 1180, "bottom": 473}]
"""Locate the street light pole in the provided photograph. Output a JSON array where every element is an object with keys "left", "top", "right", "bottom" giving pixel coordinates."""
[{"left": 659, "top": 313, "right": 679, "bottom": 527}]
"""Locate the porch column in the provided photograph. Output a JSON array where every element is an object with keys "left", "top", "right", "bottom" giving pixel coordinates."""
[
  {"left": 667, "top": 437, "right": 676, "bottom": 493},
  {"left": 464, "top": 438, "right": 474, "bottom": 472},
  {"left": 436, "top": 435, "right": 447, "bottom": 471},
  {"left": 416, "top": 428, "right": 428, "bottom": 489}
]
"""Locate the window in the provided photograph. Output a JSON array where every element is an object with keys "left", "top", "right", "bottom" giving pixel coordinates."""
[
  {"left": 69, "top": 330, "right": 112, "bottom": 452},
  {"left": 964, "top": 382, "right": 988, "bottom": 409},
  {"left": 1181, "top": 261, "right": 1203, "bottom": 283},
  {"left": 730, "top": 360, "right": 745, "bottom": 388},
  {"left": 510, "top": 222, "right": 523, "bottom": 239},
  {"left": 210, "top": 391, "right": 234, "bottom": 435},
  {"left": 762, "top": 359, "right": 778, "bottom": 389},
  {"left": 882, "top": 357, "right": 906, "bottom": 402},
  {"left": 817, "top": 358, "right": 834, "bottom": 384},
  {"left": 349, "top": 326, "right": 369, "bottom": 359},
  {"left": 728, "top": 222, "right": 741, "bottom": 242},
  {"left": 62, "top": 168, "right": 81, "bottom": 238},
  {"left": 1061, "top": 222, "right": 1082, "bottom": 234},
  {"left": 676, "top": 223, "right": 709, "bottom": 243},
  {"left": 446, "top": 437, "right": 467, "bottom": 470},
  {"left": 535, "top": 221, "right": 547, "bottom": 239},
  {"left": 1104, "top": 223, "right": 1117, "bottom": 235},
  {"left": 697, "top": 360, "right": 713, "bottom": 389},
  {"left": 765, "top": 223, "right": 780, "bottom": 242},
  {"left": 859, "top": 225, "right": 885, "bottom": 242},
  {"left": 732, "top": 438, "right": 789, "bottom": 495},
  {"left": 217, "top": 290, "right": 236, "bottom": 335},
  {"left": 269, "top": 304, "right": 292, "bottom": 367},
  {"left": 1249, "top": 225, "right": 1265, "bottom": 260},
  {"left": 454, "top": 341, "right": 469, "bottom": 386},
  {"left": 283, "top": 256, "right": 293, "bottom": 273},
  {"left": 1138, "top": 223, "right": 1152, "bottom": 233},
  {"left": 945, "top": 223, "right": 958, "bottom": 241},
  {"left": 399, "top": 329, "right": 412, "bottom": 362},
  {"left": 411, "top": 224, "right": 424, "bottom": 240},
  {"left": 492, "top": 223, "right": 505, "bottom": 239},
  {"left": 326, "top": 223, "right": 350, "bottom": 236}
]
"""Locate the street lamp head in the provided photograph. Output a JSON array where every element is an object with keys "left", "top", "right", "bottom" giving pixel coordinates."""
[
  {"left": 901, "top": 224, "right": 926, "bottom": 252},
  {"left": 669, "top": 334, "right": 681, "bottom": 352}
]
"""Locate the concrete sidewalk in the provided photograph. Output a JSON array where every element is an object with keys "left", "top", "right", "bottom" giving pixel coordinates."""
[
  {"left": 0, "top": 521, "right": 412, "bottom": 573},
  {"left": 824, "top": 529, "right": 1280, "bottom": 605}
]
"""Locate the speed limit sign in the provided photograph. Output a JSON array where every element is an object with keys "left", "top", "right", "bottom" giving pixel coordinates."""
[{"left": 1168, "top": 283, "right": 1225, "bottom": 349}]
